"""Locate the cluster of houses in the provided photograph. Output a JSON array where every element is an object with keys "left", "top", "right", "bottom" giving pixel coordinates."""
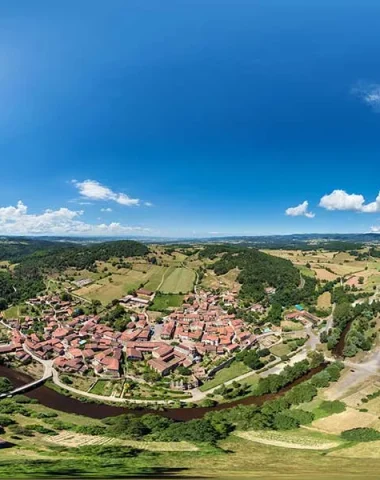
[
  {"left": 0, "top": 288, "right": 261, "bottom": 384},
  {"left": 0, "top": 329, "right": 30, "bottom": 364}
]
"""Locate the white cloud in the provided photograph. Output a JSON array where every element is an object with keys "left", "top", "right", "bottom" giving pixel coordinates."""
[
  {"left": 0, "top": 201, "right": 150, "bottom": 236},
  {"left": 371, "top": 225, "right": 380, "bottom": 233},
  {"left": 352, "top": 82, "right": 380, "bottom": 112},
  {"left": 100, "top": 208, "right": 112, "bottom": 213},
  {"left": 319, "top": 190, "right": 380, "bottom": 213},
  {"left": 144, "top": 202, "right": 154, "bottom": 207},
  {"left": 72, "top": 179, "right": 140, "bottom": 206},
  {"left": 285, "top": 201, "right": 315, "bottom": 218}
]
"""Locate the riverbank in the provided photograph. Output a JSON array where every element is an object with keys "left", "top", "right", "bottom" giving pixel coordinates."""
[{"left": 0, "top": 363, "right": 326, "bottom": 421}]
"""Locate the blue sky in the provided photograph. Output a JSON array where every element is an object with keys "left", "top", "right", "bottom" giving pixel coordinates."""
[{"left": 1, "top": 0, "right": 380, "bottom": 237}]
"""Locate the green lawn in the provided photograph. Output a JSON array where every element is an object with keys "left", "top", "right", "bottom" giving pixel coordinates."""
[
  {"left": 2, "top": 305, "right": 21, "bottom": 319},
  {"left": 89, "top": 379, "right": 120, "bottom": 396},
  {"left": 297, "top": 265, "right": 316, "bottom": 278},
  {"left": 159, "top": 267, "right": 195, "bottom": 294},
  {"left": 270, "top": 343, "right": 291, "bottom": 357},
  {"left": 149, "top": 293, "right": 183, "bottom": 312},
  {"left": 199, "top": 361, "right": 250, "bottom": 392}
]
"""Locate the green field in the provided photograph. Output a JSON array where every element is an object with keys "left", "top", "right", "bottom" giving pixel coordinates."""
[
  {"left": 149, "top": 293, "right": 183, "bottom": 311},
  {"left": 270, "top": 343, "right": 291, "bottom": 357},
  {"left": 297, "top": 265, "right": 316, "bottom": 278},
  {"left": 159, "top": 267, "right": 195, "bottom": 294},
  {"left": 74, "top": 265, "right": 168, "bottom": 304},
  {"left": 199, "top": 361, "right": 250, "bottom": 392},
  {"left": 72, "top": 263, "right": 196, "bottom": 304},
  {"left": 2, "top": 304, "right": 21, "bottom": 319},
  {"left": 89, "top": 379, "right": 120, "bottom": 396}
]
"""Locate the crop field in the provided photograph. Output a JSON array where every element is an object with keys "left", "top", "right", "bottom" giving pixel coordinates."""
[
  {"left": 329, "top": 440, "right": 380, "bottom": 458},
  {"left": 73, "top": 263, "right": 196, "bottom": 303},
  {"left": 234, "top": 429, "right": 342, "bottom": 450},
  {"left": 312, "top": 267, "right": 338, "bottom": 281},
  {"left": 317, "top": 291, "right": 332, "bottom": 309},
  {"left": 159, "top": 267, "right": 195, "bottom": 294},
  {"left": 311, "top": 407, "right": 380, "bottom": 434},
  {"left": 265, "top": 249, "right": 380, "bottom": 293},
  {"left": 43, "top": 431, "right": 198, "bottom": 451},
  {"left": 74, "top": 266, "right": 168, "bottom": 304}
]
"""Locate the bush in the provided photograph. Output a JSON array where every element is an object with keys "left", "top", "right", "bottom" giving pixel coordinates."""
[
  {"left": 30, "top": 411, "right": 58, "bottom": 419},
  {"left": 319, "top": 400, "right": 346, "bottom": 415},
  {"left": 25, "top": 424, "right": 58, "bottom": 436},
  {"left": 8, "top": 425, "right": 34, "bottom": 437},
  {"left": 0, "top": 414, "right": 16, "bottom": 426},
  {"left": 12, "top": 395, "right": 38, "bottom": 404},
  {"left": 0, "top": 400, "right": 30, "bottom": 416},
  {"left": 341, "top": 428, "right": 380, "bottom": 442},
  {"left": 71, "top": 445, "right": 140, "bottom": 458},
  {"left": 75, "top": 425, "right": 107, "bottom": 435}
]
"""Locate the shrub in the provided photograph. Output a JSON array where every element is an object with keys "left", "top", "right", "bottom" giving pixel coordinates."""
[
  {"left": 319, "top": 400, "right": 346, "bottom": 415},
  {"left": 25, "top": 424, "right": 58, "bottom": 436},
  {"left": 75, "top": 425, "right": 107, "bottom": 435},
  {"left": 70, "top": 445, "right": 140, "bottom": 458},
  {"left": 8, "top": 425, "right": 34, "bottom": 437},
  {"left": 30, "top": 411, "right": 58, "bottom": 419},
  {"left": 0, "top": 414, "right": 16, "bottom": 426},
  {"left": 12, "top": 395, "right": 38, "bottom": 404},
  {"left": 341, "top": 428, "right": 380, "bottom": 442}
]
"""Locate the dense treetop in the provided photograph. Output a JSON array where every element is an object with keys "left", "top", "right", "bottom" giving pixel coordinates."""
[
  {"left": 200, "top": 245, "right": 315, "bottom": 306},
  {"left": 0, "top": 239, "right": 149, "bottom": 309}
]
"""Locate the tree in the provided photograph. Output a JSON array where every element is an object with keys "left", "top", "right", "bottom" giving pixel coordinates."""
[
  {"left": 0, "top": 377, "right": 13, "bottom": 394},
  {"left": 0, "top": 298, "right": 8, "bottom": 310},
  {"left": 307, "top": 350, "right": 324, "bottom": 369},
  {"left": 273, "top": 412, "right": 300, "bottom": 430}
]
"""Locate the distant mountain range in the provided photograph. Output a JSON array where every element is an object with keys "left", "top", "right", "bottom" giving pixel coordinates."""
[{"left": 1, "top": 233, "right": 379, "bottom": 247}]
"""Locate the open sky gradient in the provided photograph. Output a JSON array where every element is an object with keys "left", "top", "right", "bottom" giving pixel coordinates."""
[{"left": 1, "top": 0, "right": 380, "bottom": 237}]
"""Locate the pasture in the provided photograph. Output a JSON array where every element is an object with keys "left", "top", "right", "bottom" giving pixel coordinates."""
[
  {"left": 265, "top": 248, "right": 380, "bottom": 292},
  {"left": 159, "top": 267, "right": 195, "bottom": 294},
  {"left": 234, "top": 428, "right": 342, "bottom": 450},
  {"left": 149, "top": 293, "right": 183, "bottom": 311},
  {"left": 317, "top": 291, "right": 332, "bottom": 309},
  {"left": 310, "top": 407, "right": 380, "bottom": 434},
  {"left": 44, "top": 431, "right": 198, "bottom": 451},
  {"left": 72, "top": 259, "right": 196, "bottom": 304}
]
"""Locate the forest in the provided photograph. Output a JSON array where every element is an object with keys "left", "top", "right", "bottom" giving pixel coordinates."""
[
  {"left": 200, "top": 245, "right": 316, "bottom": 306},
  {"left": 0, "top": 240, "right": 149, "bottom": 309}
]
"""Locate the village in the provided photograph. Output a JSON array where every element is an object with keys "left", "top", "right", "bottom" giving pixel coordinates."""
[{"left": 0, "top": 282, "right": 321, "bottom": 401}]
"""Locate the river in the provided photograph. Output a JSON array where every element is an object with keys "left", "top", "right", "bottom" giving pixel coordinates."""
[
  {"left": 0, "top": 364, "right": 325, "bottom": 421},
  {"left": 331, "top": 320, "right": 353, "bottom": 358}
]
